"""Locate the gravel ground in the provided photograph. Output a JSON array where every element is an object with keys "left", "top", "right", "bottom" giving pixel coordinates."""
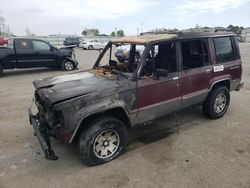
[{"left": 0, "top": 44, "right": 250, "bottom": 188}]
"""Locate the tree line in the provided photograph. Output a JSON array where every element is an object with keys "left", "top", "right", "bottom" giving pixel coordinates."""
[
  {"left": 149, "top": 25, "right": 246, "bottom": 35},
  {"left": 82, "top": 28, "right": 125, "bottom": 37}
]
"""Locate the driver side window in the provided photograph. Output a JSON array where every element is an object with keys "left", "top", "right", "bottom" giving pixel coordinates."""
[
  {"left": 32, "top": 40, "right": 50, "bottom": 50},
  {"left": 140, "top": 42, "right": 177, "bottom": 78},
  {"left": 154, "top": 42, "right": 177, "bottom": 73}
]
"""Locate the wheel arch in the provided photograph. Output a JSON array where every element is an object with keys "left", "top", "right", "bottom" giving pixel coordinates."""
[
  {"left": 63, "top": 57, "right": 78, "bottom": 67},
  {"left": 209, "top": 79, "right": 231, "bottom": 91},
  {"left": 70, "top": 107, "right": 131, "bottom": 143}
]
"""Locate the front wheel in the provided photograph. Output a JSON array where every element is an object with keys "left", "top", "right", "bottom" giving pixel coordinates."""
[
  {"left": 79, "top": 116, "right": 128, "bottom": 166},
  {"left": 60, "top": 59, "right": 75, "bottom": 71},
  {"left": 202, "top": 86, "right": 230, "bottom": 119}
]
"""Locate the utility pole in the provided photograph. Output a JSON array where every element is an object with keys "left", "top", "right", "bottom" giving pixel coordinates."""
[{"left": 138, "top": 20, "right": 146, "bottom": 34}]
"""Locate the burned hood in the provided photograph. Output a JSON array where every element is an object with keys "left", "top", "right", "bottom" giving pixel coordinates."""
[{"left": 33, "top": 71, "right": 120, "bottom": 107}]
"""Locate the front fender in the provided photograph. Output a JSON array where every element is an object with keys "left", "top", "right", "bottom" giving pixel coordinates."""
[{"left": 69, "top": 98, "right": 130, "bottom": 143}]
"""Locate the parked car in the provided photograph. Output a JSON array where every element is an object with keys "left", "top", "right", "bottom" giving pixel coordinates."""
[
  {"left": 63, "top": 37, "right": 81, "bottom": 46},
  {"left": 80, "top": 40, "right": 107, "bottom": 50},
  {"left": 0, "top": 37, "right": 8, "bottom": 46},
  {"left": 115, "top": 44, "right": 144, "bottom": 62},
  {"left": 29, "top": 32, "right": 244, "bottom": 165},
  {"left": 0, "top": 38, "right": 78, "bottom": 75}
]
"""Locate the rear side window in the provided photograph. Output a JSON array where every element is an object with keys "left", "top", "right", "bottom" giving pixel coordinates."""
[
  {"left": 17, "top": 39, "right": 32, "bottom": 49},
  {"left": 181, "top": 39, "right": 209, "bottom": 70},
  {"left": 213, "top": 37, "right": 234, "bottom": 63}
]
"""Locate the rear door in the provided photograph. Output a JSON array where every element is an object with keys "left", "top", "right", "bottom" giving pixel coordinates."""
[
  {"left": 15, "top": 39, "right": 37, "bottom": 68},
  {"left": 180, "top": 38, "right": 213, "bottom": 108}
]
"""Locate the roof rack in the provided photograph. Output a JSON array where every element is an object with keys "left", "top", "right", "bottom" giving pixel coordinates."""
[
  {"left": 140, "top": 28, "right": 233, "bottom": 36},
  {"left": 140, "top": 31, "right": 181, "bottom": 36}
]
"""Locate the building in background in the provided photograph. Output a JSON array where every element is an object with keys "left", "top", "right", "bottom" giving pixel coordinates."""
[{"left": 241, "top": 28, "right": 250, "bottom": 43}]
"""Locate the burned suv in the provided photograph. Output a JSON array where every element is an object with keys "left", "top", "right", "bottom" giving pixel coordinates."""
[{"left": 29, "top": 32, "right": 244, "bottom": 165}]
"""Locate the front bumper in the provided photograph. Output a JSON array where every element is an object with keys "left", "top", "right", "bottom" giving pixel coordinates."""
[{"left": 28, "top": 109, "right": 58, "bottom": 160}]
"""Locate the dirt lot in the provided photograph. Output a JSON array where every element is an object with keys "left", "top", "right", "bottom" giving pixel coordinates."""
[{"left": 0, "top": 44, "right": 250, "bottom": 188}]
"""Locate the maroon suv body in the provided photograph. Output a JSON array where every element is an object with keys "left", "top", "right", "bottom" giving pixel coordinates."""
[{"left": 29, "top": 32, "right": 243, "bottom": 165}]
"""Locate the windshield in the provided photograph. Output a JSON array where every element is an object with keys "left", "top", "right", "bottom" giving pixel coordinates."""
[{"left": 93, "top": 43, "right": 145, "bottom": 79}]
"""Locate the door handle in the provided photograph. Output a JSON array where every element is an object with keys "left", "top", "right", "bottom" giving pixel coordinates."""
[{"left": 172, "top": 77, "right": 179, "bottom": 81}]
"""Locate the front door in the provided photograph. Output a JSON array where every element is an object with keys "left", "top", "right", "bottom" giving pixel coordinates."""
[
  {"left": 30, "top": 40, "right": 57, "bottom": 67},
  {"left": 137, "top": 41, "right": 181, "bottom": 124}
]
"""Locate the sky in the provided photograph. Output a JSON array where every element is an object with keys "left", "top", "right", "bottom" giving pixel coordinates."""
[{"left": 0, "top": 0, "right": 250, "bottom": 36}]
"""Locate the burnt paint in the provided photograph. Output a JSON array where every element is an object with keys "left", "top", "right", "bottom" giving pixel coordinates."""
[{"left": 35, "top": 70, "right": 138, "bottom": 143}]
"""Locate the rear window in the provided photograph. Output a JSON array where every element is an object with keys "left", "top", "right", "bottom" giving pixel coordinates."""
[
  {"left": 213, "top": 37, "right": 234, "bottom": 63},
  {"left": 17, "top": 39, "right": 32, "bottom": 49}
]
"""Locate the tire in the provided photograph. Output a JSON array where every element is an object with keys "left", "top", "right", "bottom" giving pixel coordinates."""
[
  {"left": 60, "top": 59, "right": 74, "bottom": 71},
  {"left": 117, "top": 58, "right": 125, "bottom": 63},
  {"left": 202, "top": 86, "right": 230, "bottom": 119},
  {"left": 78, "top": 116, "right": 128, "bottom": 166},
  {"left": 0, "top": 64, "right": 3, "bottom": 76},
  {"left": 88, "top": 45, "right": 93, "bottom": 50}
]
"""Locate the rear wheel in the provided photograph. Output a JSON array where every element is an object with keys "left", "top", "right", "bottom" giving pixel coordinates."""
[
  {"left": 60, "top": 59, "right": 74, "bottom": 71},
  {"left": 88, "top": 45, "right": 93, "bottom": 50},
  {"left": 202, "top": 86, "right": 230, "bottom": 119},
  {"left": 78, "top": 116, "right": 128, "bottom": 166}
]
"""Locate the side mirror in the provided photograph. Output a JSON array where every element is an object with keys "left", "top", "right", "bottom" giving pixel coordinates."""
[
  {"left": 153, "top": 69, "right": 168, "bottom": 80},
  {"left": 50, "top": 46, "right": 54, "bottom": 51}
]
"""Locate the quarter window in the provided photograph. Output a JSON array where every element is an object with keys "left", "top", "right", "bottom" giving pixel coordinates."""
[{"left": 213, "top": 37, "right": 234, "bottom": 63}]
